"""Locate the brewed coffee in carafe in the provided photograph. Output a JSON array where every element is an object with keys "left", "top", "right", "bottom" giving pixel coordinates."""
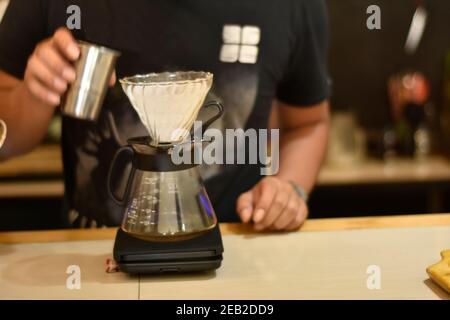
[
  {"left": 110, "top": 71, "right": 222, "bottom": 242},
  {"left": 123, "top": 169, "right": 215, "bottom": 241}
]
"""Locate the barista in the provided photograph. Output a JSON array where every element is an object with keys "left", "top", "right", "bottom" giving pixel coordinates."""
[{"left": 0, "top": 0, "right": 330, "bottom": 231}]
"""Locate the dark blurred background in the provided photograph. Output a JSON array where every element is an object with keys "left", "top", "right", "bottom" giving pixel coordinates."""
[
  {"left": 1, "top": 0, "right": 450, "bottom": 229},
  {"left": 309, "top": 0, "right": 450, "bottom": 218},
  {"left": 327, "top": 0, "right": 450, "bottom": 129}
]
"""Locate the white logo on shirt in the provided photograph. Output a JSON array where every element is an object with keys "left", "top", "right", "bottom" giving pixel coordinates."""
[{"left": 220, "top": 25, "right": 260, "bottom": 64}]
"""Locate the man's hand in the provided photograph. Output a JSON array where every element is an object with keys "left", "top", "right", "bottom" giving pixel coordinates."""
[
  {"left": 24, "top": 27, "right": 116, "bottom": 107},
  {"left": 24, "top": 28, "right": 79, "bottom": 106},
  {"left": 0, "top": 27, "right": 118, "bottom": 158},
  {"left": 236, "top": 176, "right": 308, "bottom": 231},
  {"left": 235, "top": 100, "right": 329, "bottom": 232}
]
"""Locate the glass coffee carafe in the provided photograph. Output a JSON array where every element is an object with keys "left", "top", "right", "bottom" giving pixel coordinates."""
[{"left": 108, "top": 137, "right": 221, "bottom": 241}]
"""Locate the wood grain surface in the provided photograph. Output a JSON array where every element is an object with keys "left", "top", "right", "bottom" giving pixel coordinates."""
[{"left": 1, "top": 213, "right": 449, "bottom": 244}]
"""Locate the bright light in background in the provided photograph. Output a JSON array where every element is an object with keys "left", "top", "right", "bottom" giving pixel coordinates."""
[{"left": 0, "top": 0, "right": 9, "bottom": 22}]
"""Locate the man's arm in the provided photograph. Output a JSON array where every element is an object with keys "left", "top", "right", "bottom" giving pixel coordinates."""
[
  {"left": 275, "top": 99, "right": 330, "bottom": 193},
  {"left": 0, "top": 71, "right": 55, "bottom": 158},
  {"left": 0, "top": 28, "right": 114, "bottom": 160},
  {"left": 0, "top": 28, "right": 82, "bottom": 159},
  {"left": 237, "top": 100, "right": 330, "bottom": 231}
]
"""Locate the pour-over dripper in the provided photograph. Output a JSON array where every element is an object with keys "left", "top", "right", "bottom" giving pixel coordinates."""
[
  {"left": 112, "top": 71, "right": 223, "bottom": 242},
  {"left": 119, "top": 71, "right": 213, "bottom": 145}
]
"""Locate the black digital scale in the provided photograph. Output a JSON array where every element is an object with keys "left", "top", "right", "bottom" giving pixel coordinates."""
[{"left": 113, "top": 225, "right": 224, "bottom": 274}]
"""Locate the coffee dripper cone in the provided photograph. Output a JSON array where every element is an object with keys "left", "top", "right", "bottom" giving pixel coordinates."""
[{"left": 120, "top": 71, "right": 213, "bottom": 145}]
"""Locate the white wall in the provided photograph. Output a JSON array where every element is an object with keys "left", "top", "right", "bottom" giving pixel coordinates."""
[{"left": 0, "top": 0, "right": 9, "bottom": 22}]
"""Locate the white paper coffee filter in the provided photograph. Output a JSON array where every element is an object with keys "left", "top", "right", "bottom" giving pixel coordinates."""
[{"left": 120, "top": 72, "right": 213, "bottom": 144}]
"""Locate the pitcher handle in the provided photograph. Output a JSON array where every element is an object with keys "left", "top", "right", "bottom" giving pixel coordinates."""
[
  {"left": 107, "top": 146, "right": 136, "bottom": 206},
  {"left": 192, "top": 100, "right": 224, "bottom": 139}
]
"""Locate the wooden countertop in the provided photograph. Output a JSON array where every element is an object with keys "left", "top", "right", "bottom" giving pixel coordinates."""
[
  {"left": 0, "top": 214, "right": 449, "bottom": 299},
  {"left": 318, "top": 157, "right": 450, "bottom": 186},
  {"left": 0, "top": 145, "right": 63, "bottom": 198},
  {"left": 0, "top": 145, "right": 62, "bottom": 178},
  {"left": 2, "top": 145, "right": 450, "bottom": 197},
  {"left": 1, "top": 213, "right": 450, "bottom": 244}
]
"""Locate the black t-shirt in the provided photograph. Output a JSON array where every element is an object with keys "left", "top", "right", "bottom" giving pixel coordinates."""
[{"left": 0, "top": 0, "right": 330, "bottom": 227}]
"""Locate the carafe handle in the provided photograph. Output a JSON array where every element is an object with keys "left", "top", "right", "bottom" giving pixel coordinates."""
[
  {"left": 192, "top": 100, "right": 224, "bottom": 139},
  {"left": 107, "top": 146, "right": 136, "bottom": 206}
]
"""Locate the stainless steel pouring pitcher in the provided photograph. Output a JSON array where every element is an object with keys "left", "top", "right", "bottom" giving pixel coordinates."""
[{"left": 61, "top": 41, "right": 120, "bottom": 121}]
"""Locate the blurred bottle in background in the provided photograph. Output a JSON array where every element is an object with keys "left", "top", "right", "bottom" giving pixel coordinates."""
[
  {"left": 44, "top": 114, "right": 62, "bottom": 144},
  {"left": 326, "top": 111, "right": 366, "bottom": 167},
  {"left": 387, "top": 71, "right": 432, "bottom": 159},
  {"left": 0, "top": 0, "right": 9, "bottom": 22},
  {"left": 440, "top": 52, "right": 450, "bottom": 158}
]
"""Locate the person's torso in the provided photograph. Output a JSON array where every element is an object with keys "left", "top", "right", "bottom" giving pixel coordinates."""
[{"left": 43, "top": 0, "right": 299, "bottom": 226}]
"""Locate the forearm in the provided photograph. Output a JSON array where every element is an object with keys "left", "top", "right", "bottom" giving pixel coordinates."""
[
  {"left": 0, "top": 82, "right": 54, "bottom": 159},
  {"left": 0, "top": 28, "right": 84, "bottom": 160},
  {"left": 276, "top": 113, "right": 330, "bottom": 193}
]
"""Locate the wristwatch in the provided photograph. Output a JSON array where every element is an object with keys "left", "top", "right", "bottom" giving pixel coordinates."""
[{"left": 288, "top": 181, "right": 309, "bottom": 203}]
